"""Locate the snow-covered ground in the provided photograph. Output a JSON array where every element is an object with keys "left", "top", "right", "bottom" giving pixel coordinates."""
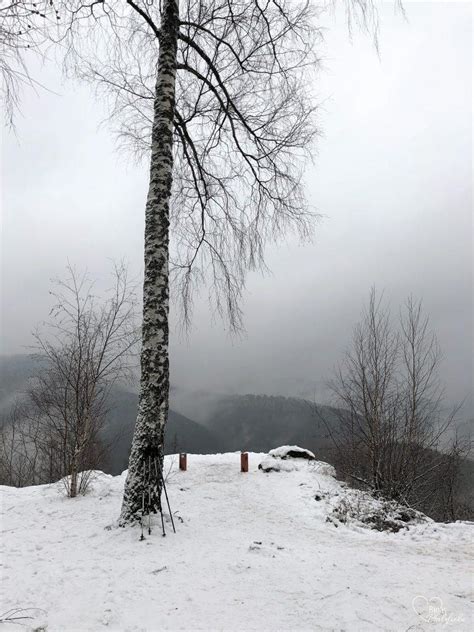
[{"left": 1, "top": 452, "right": 472, "bottom": 631}]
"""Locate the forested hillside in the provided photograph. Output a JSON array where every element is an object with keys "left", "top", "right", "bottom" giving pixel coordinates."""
[
  {"left": 0, "top": 356, "right": 339, "bottom": 470},
  {"left": 204, "top": 393, "right": 337, "bottom": 457},
  {"left": 1, "top": 354, "right": 472, "bottom": 521}
]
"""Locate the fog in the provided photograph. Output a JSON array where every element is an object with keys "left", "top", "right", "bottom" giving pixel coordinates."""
[{"left": 1, "top": 2, "right": 472, "bottom": 416}]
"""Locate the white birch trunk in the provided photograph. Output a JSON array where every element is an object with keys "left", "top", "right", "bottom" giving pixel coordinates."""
[{"left": 119, "top": 0, "right": 179, "bottom": 524}]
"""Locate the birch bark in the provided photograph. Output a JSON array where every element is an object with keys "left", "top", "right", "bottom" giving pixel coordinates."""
[{"left": 119, "top": 0, "right": 179, "bottom": 524}]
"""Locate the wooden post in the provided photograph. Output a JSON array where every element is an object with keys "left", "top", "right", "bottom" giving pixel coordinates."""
[
  {"left": 179, "top": 453, "right": 187, "bottom": 471},
  {"left": 241, "top": 452, "right": 248, "bottom": 473}
]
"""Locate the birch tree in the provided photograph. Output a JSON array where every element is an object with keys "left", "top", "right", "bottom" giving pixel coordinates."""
[
  {"left": 2, "top": 0, "right": 378, "bottom": 524},
  {"left": 106, "top": 0, "right": 317, "bottom": 525}
]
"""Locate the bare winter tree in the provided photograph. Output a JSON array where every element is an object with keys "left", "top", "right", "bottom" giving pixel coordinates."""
[
  {"left": 322, "top": 289, "right": 470, "bottom": 518},
  {"left": 3, "top": 0, "right": 380, "bottom": 523},
  {"left": 436, "top": 433, "right": 473, "bottom": 521},
  {"left": 0, "top": 400, "right": 41, "bottom": 486},
  {"left": 326, "top": 290, "right": 399, "bottom": 492},
  {"left": 22, "top": 262, "right": 140, "bottom": 497},
  {"left": 0, "top": 0, "right": 54, "bottom": 124}
]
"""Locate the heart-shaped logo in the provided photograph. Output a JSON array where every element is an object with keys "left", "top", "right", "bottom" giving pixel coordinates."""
[{"left": 412, "top": 595, "right": 446, "bottom": 623}]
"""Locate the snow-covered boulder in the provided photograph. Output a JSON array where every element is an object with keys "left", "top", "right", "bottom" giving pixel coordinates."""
[
  {"left": 259, "top": 445, "right": 316, "bottom": 472},
  {"left": 258, "top": 456, "right": 299, "bottom": 472},
  {"left": 268, "top": 445, "right": 315, "bottom": 460}
]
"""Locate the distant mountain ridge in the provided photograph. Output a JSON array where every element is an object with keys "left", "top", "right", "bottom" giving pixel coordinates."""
[
  {"left": 0, "top": 355, "right": 337, "bottom": 473},
  {"left": 3, "top": 354, "right": 470, "bottom": 499},
  {"left": 203, "top": 393, "right": 337, "bottom": 457}
]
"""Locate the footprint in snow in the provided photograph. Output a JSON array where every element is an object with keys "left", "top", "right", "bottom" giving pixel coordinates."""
[
  {"left": 151, "top": 566, "right": 167, "bottom": 574},
  {"left": 248, "top": 541, "right": 285, "bottom": 556}
]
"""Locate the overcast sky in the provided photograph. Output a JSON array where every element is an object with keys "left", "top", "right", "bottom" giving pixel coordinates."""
[{"left": 1, "top": 2, "right": 472, "bottom": 415}]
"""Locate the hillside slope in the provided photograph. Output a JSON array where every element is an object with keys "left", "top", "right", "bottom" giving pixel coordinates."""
[
  {"left": 0, "top": 356, "right": 221, "bottom": 473},
  {"left": 1, "top": 453, "right": 471, "bottom": 631}
]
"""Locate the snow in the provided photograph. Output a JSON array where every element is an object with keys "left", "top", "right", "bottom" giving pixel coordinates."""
[
  {"left": 324, "top": 487, "right": 431, "bottom": 533},
  {"left": 1, "top": 452, "right": 472, "bottom": 631}
]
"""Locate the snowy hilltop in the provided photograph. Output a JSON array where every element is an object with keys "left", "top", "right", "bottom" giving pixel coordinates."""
[{"left": 1, "top": 451, "right": 472, "bottom": 631}]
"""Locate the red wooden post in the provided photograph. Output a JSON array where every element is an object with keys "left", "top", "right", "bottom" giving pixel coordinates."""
[
  {"left": 179, "top": 453, "right": 187, "bottom": 471},
  {"left": 241, "top": 452, "right": 249, "bottom": 473}
]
